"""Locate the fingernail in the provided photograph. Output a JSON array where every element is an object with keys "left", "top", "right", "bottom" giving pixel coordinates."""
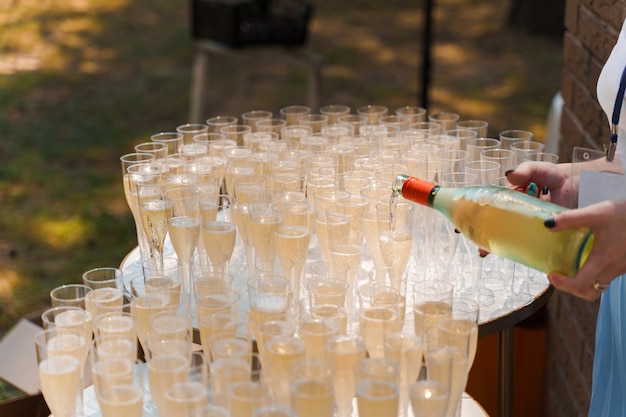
[
  {"left": 542, "top": 185, "right": 549, "bottom": 195},
  {"left": 454, "top": 228, "right": 460, "bottom": 234},
  {"left": 527, "top": 182, "right": 537, "bottom": 196},
  {"left": 479, "top": 252, "right": 488, "bottom": 258},
  {"left": 544, "top": 218, "right": 556, "bottom": 228},
  {"left": 504, "top": 169, "right": 515, "bottom": 177}
]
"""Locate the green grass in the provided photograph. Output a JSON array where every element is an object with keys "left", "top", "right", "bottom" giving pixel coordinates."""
[{"left": 0, "top": 0, "right": 192, "bottom": 334}]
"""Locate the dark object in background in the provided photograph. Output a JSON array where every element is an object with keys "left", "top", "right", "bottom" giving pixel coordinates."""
[
  {"left": 508, "top": 0, "right": 565, "bottom": 38},
  {"left": 191, "top": 0, "right": 313, "bottom": 47}
]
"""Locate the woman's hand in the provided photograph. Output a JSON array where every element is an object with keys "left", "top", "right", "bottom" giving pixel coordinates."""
[
  {"left": 545, "top": 199, "right": 626, "bottom": 301},
  {"left": 505, "top": 161, "right": 578, "bottom": 208}
]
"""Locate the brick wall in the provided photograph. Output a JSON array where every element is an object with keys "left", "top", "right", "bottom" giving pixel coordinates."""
[
  {"left": 559, "top": 0, "right": 620, "bottom": 158},
  {"left": 543, "top": 0, "right": 621, "bottom": 415}
]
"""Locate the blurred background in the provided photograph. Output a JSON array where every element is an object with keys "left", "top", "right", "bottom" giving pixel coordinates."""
[{"left": 0, "top": 0, "right": 562, "bottom": 339}]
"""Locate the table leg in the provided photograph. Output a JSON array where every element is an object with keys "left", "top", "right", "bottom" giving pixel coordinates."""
[
  {"left": 498, "top": 326, "right": 514, "bottom": 417},
  {"left": 189, "top": 46, "right": 209, "bottom": 123}
]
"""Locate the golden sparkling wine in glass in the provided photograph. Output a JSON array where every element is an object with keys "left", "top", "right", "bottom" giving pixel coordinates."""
[{"left": 35, "top": 328, "right": 85, "bottom": 417}]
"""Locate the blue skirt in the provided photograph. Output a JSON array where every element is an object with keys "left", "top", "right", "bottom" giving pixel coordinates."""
[{"left": 589, "top": 274, "right": 626, "bottom": 416}]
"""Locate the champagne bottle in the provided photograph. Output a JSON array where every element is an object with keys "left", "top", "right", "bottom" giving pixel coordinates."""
[{"left": 392, "top": 174, "right": 594, "bottom": 276}]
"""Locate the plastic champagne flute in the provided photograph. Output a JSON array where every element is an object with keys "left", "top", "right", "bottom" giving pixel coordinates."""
[
  {"left": 34, "top": 328, "right": 85, "bottom": 417},
  {"left": 164, "top": 186, "right": 202, "bottom": 295},
  {"left": 136, "top": 173, "right": 172, "bottom": 273}
]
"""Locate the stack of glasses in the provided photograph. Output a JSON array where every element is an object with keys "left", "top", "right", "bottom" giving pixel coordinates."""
[{"left": 35, "top": 104, "right": 552, "bottom": 417}]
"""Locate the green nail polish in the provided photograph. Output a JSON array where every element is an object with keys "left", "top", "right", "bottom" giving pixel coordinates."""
[{"left": 527, "top": 182, "right": 537, "bottom": 196}]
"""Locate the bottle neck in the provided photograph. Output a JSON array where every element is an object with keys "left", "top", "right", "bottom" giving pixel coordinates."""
[{"left": 396, "top": 175, "right": 438, "bottom": 206}]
